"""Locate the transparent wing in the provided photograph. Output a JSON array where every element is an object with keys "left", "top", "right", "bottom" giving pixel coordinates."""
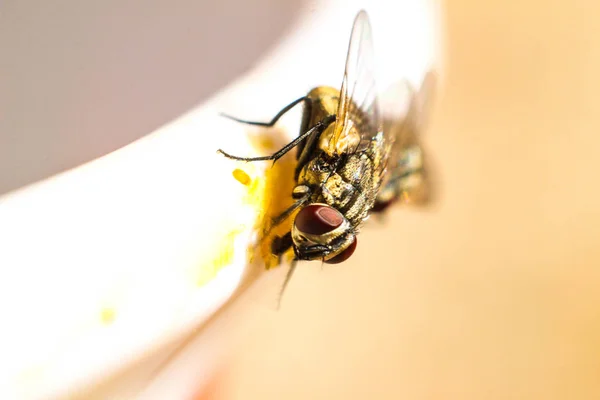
[
  {"left": 380, "top": 80, "right": 418, "bottom": 178},
  {"left": 377, "top": 71, "right": 437, "bottom": 205},
  {"left": 413, "top": 70, "right": 437, "bottom": 135},
  {"left": 380, "top": 71, "right": 437, "bottom": 159},
  {"left": 333, "top": 11, "right": 385, "bottom": 160}
]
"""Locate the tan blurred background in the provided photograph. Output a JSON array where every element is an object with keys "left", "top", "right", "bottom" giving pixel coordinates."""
[{"left": 212, "top": 1, "right": 600, "bottom": 399}]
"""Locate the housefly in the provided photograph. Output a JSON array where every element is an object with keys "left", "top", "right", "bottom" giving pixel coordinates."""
[{"left": 218, "top": 10, "right": 396, "bottom": 295}]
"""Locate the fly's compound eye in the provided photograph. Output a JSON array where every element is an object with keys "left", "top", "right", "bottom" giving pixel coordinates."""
[
  {"left": 323, "top": 235, "right": 357, "bottom": 264},
  {"left": 293, "top": 204, "right": 358, "bottom": 264},
  {"left": 295, "top": 204, "right": 344, "bottom": 235}
]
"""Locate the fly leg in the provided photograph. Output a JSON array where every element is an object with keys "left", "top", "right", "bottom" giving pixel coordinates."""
[
  {"left": 271, "top": 192, "right": 310, "bottom": 227},
  {"left": 218, "top": 96, "right": 311, "bottom": 163},
  {"left": 270, "top": 232, "right": 298, "bottom": 308},
  {"left": 220, "top": 96, "right": 309, "bottom": 127},
  {"left": 277, "top": 259, "right": 298, "bottom": 308},
  {"left": 259, "top": 194, "right": 309, "bottom": 251},
  {"left": 271, "top": 231, "right": 293, "bottom": 258},
  {"left": 217, "top": 118, "right": 331, "bottom": 164},
  {"left": 267, "top": 191, "right": 311, "bottom": 308}
]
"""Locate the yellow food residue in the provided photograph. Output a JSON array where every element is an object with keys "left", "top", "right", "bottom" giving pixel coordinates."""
[
  {"left": 100, "top": 307, "right": 116, "bottom": 325},
  {"left": 246, "top": 132, "right": 297, "bottom": 270},
  {"left": 195, "top": 225, "right": 246, "bottom": 287},
  {"left": 194, "top": 129, "right": 298, "bottom": 288},
  {"left": 232, "top": 168, "right": 252, "bottom": 186}
]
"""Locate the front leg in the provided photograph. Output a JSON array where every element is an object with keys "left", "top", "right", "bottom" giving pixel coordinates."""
[
  {"left": 217, "top": 121, "right": 326, "bottom": 164},
  {"left": 271, "top": 188, "right": 311, "bottom": 227},
  {"left": 220, "top": 96, "right": 309, "bottom": 127},
  {"left": 271, "top": 231, "right": 293, "bottom": 258},
  {"left": 260, "top": 188, "right": 311, "bottom": 243},
  {"left": 270, "top": 231, "right": 298, "bottom": 308}
]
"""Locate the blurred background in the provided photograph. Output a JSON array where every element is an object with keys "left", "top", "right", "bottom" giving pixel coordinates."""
[{"left": 3, "top": 0, "right": 600, "bottom": 398}]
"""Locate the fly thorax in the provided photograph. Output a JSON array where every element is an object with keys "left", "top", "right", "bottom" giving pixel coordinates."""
[
  {"left": 318, "top": 120, "right": 361, "bottom": 157},
  {"left": 321, "top": 174, "right": 355, "bottom": 209},
  {"left": 298, "top": 154, "right": 337, "bottom": 187}
]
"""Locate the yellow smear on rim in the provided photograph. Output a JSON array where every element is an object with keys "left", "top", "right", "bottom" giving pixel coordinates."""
[
  {"left": 254, "top": 135, "right": 276, "bottom": 151},
  {"left": 195, "top": 225, "right": 246, "bottom": 287},
  {"left": 195, "top": 129, "right": 298, "bottom": 289},
  {"left": 100, "top": 307, "right": 116, "bottom": 325},
  {"left": 193, "top": 159, "right": 268, "bottom": 287},
  {"left": 246, "top": 132, "right": 298, "bottom": 270}
]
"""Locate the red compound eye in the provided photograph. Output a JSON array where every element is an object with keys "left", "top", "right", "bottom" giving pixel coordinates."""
[
  {"left": 294, "top": 204, "right": 357, "bottom": 264},
  {"left": 324, "top": 236, "right": 357, "bottom": 264},
  {"left": 295, "top": 205, "right": 344, "bottom": 235}
]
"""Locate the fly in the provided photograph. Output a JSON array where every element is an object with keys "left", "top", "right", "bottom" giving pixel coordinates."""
[{"left": 218, "top": 10, "right": 394, "bottom": 297}]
